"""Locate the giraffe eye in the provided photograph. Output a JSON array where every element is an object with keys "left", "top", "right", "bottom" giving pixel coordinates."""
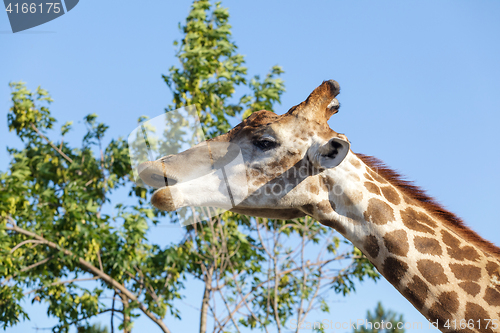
[{"left": 253, "top": 138, "right": 278, "bottom": 151}]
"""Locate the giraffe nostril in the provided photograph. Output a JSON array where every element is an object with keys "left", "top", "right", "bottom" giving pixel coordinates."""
[{"left": 150, "top": 173, "right": 177, "bottom": 187}]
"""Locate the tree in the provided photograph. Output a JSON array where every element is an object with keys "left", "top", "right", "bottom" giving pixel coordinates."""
[
  {"left": 77, "top": 323, "right": 110, "bottom": 333},
  {"left": 354, "top": 302, "right": 405, "bottom": 333},
  {"left": 0, "top": 1, "right": 379, "bottom": 332},
  {"left": 1, "top": 82, "right": 180, "bottom": 333}
]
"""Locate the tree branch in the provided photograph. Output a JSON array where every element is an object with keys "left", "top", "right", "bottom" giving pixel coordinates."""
[
  {"left": 30, "top": 122, "right": 73, "bottom": 164},
  {"left": 217, "top": 256, "right": 343, "bottom": 330},
  {"left": 4, "top": 215, "right": 17, "bottom": 226},
  {"left": 111, "top": 290, "right": 117, "bottom": 333},
  {"left": 10, "top": 239, "right": 44, "bottom": 253},
  {"left": 6, "top": 224, "right": 171, "bottom": 333},
  {"left": 61, "top": 308, "right": 124, "bottom": 331},
  {"left": 24, "top": 276, "right": 99, "bottom": 295},
  {"left": 97, "top": 250, "right": 104, "bottom": 272}
]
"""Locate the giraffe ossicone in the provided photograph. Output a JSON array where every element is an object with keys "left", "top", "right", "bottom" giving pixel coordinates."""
[{"left": 138, "top": 80, "right": 500, "bottom": 333}]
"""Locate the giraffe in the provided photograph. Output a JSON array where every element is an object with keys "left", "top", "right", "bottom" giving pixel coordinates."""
[{"left": 138, "top": 80, "right": 500, "bottom": 333}]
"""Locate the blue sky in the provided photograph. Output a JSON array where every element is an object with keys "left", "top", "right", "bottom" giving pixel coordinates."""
[{"left": 1, "top": 1, "right": 500, "bottom": 332}]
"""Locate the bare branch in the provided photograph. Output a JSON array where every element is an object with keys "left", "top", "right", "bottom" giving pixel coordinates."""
[
  {"left": 24, "top": 276, "right": 99, "bottom": 295},
  {"left": 30, "top": 122, "right": 73, "bottom": 164},
  {"left": 216, "top": 254, "right": 343, "bottom": 330},
  {"left": 119, "top": 293, "right": 131, "bottom": 333},
  {"left": 255, "top": 218, "right": 272, "bottom": 257},
  {"left": 21, "top": 256, "right": 54, "bottom": 272},
  {"left": 10, "top": 239, "right": 44, "bottom": 253},
  {"left": 111, "top": 290, "right": 116, "bottom": 333},
  {"left": 295, "top": 222, "right": 307, "bottom": 332},
  {"left": 301, "top": 268, "right": 323, "bottom": 321},
  {"left": 3, "top": 255, "right": 55, "bottom": 286},
  {"left": 125, "top": 269, "right": 159, "bottom": 304},
  {"left": 5, "top": 215, "right": 17, "bottom": 226},
  {"left": 272, "top": 226, "right": 282, "bottom": 333},
  {"left": 215, "top": 277, "right": 242, "bottom": 333},
  {"left": 62, "top": 308, "right": 124, "bottom": 331},
  {"left": 97, "top": 250, "right": 104, "bottom": 272}
]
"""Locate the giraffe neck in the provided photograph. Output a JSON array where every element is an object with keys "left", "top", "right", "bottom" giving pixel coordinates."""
[{"left": 307, "top": 152, "right": 500, "bottom": 332}]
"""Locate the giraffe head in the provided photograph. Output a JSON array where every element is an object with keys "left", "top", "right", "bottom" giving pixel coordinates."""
[{"left": 138, "top": 80, "right": 350, "bottom": 219}]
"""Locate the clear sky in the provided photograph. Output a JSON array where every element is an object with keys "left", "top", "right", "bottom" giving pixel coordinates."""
[{"left": 1, "top": 1, "right": 500, "bottom": 332}]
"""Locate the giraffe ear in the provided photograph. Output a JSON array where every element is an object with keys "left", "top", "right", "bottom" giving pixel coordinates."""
[
  {"left": 310, "top": 137, "right": 350, "bottom": 169},
  {"left": 287, "top": 80, "right": 341, "bottom": 122}
]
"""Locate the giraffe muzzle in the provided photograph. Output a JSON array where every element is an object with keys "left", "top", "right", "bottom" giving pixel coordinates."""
[{"left": 128, "top": 106, "right": 249, "bottom": 226}]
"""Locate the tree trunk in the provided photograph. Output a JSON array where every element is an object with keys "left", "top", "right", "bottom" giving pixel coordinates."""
[
  {"left": 120, "top": 293, "right": 131, "bottom": 333},
  {"left": 199, "top": 266, "right": 213, "bottom": 333}
]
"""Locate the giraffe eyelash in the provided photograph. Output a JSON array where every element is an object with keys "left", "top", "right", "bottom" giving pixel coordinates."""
[{"left": 253, "top": 137, "right": 278, "bottom": 151}]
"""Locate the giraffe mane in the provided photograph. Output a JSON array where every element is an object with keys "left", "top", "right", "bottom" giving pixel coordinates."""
[{"left": 356, "top": 153, "right": 500, "bottom": 259}]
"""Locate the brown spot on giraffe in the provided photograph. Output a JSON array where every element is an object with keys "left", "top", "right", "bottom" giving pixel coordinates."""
[
  {"left": 403, "top": 275, "right": 429, "bottom": 310},
  {"left": 438, "top": 291, "right": 460, "bottom": 313},
  {"left": 383, "top": 257, "right": 408, "bottom": 286},
  {"left": 484, "top": 287, "right": 500, "bottom": 307},
  {"left": 459, "top": 282, "right": 481, "bottom": 296},
  {"left": 364, "top": 181, "right": 381, "bottom": 195},
  {"left": 350, "top": 158, "right": 362, "bottom": 169},
  {"left": 449, "top": 263, "right": 482, "bottom": 282},
  {"left": 364, "top": 172, "right": 374, "bottom": 182},
  {"left": 417, "top": 259, "right": 448, "bottom": 285},
  {"left": 319, "top": 219, "right": 346, "bottom": 235},
  {"left": 319, "top": 177, "right": 328, "bottom": 193},
  {"left": 346, "top": 211, "right": 363, "bottom": 222},
  {"left": 363, "top": 198, "right": 394, "bottom": 225},
  {"left": 400, "top": 207, "right": 436, "bottom": 235},
  {"left": 486, "top": 261, "right": 500, "bottom": 294},
  {"left": 414, "top": 236, "right": 442, "bottom": 255},
  {"left": 249, "top": 169, "right": 260, "bottom": 178},
  {"left": 320, "top": 176, "right": 335, "bottom": 193},
  {"left": 363, "top": 235, "right": 380, "bottom": 259},
  {"left": 380, "top": 186, "right": 401, "bottom": 205},
  {"left": 267, "top": 158, "right": 283, "bottom": 172},
  {"left": 341, "top": 188, "right": 364, "bottom": 207},
  {"left": 442, "top": 230, "right": 480, "bottom": 262},
  {"left": 402, "top": 193, "right": 415, "bottom": 205},
  {"left": 309, "top": 184, "right": 319, "bottom": 195},
  {"left": 383, "top": 229, "right": 409, "bottom": 257},
  {"left": 367, "top": 168, "right": 387, "bottom": 184},
  {"left": 486, "top": 261, "right": 500, "bottom": 276},
  {"left": 349, "top": 173, "right": 361, "bottom": 182},
  {"left": 464, "top": 302, "right": 495, "bottom": 333},
  {"left": 302, "top": 204, "right": 315, "bottom": 216},
  {"left": 427, "top": 292, "right": 460, "bottom": 330},
  {"left": 251, "top": 174, "right": 267, "bottom": 187},
  {"left": 317, "top": 200, "right": 334, "bottom": 214}
]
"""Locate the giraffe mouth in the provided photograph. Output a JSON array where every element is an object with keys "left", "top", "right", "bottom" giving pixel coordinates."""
[
  {"left": 151, "top": 186, "right": 179, "bottom": 211},
  {"left": 149, "top": 173, "right": 178, "bottom": 187},
  {"left": 137, "top": 161, "right": 180, "bottom": 188}
]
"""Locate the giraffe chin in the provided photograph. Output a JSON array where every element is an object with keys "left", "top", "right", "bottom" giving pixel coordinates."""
[{"left": 151, "top": 187, "right": 182, "bottom": 211}]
